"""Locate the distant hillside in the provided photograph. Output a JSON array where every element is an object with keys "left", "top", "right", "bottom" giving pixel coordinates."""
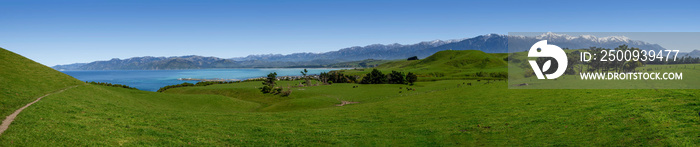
[
  {"left": 54, "top": 33, "right": 666, "bottom": 70},
  {"left": 678, "top": 49, "right": 700, "bottom": 58},
  {"left": 51, "top": 63, "right": 87, "bottom": 70},
  {"left": 378, "top": 50, "right": 507, "bottom": 69},
  {"left": 0, "top": 48, "right": 83, "bottom": 117},
  {"left": 231, "top": 39, "right": 464, "bottom": 62},
  {"left": 54, "top": 39, "right": 464, "bottom": 70},
  {"left": 325, "top": 59, "right": 394, "bottom": 68},
  {"left": 54, "top": 56, "right": 345, "bottom": 70},
  {"left": 338, "top": 50, "right": 509, "bottom": 81}
]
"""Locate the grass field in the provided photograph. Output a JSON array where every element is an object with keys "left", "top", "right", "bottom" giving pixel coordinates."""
[
  {"left": 4, "top": 80, "right": 700, "bottom": 146},
  {"left": 2, "top": 48, "right": 700, "bottom": 146}
]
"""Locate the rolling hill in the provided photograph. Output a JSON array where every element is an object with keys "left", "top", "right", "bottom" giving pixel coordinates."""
[
  {"left": 2, "top": 48, "right": 700, "bottom": 146},
  {"left": 337, "top": 50, "right": 509, "bottom": 81},
  {"left": 0, "top": 48, "right": 84, "bottom": 117}
]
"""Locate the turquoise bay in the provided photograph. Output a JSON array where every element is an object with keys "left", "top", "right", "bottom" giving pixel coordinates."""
[{"left": 61, "top": 68, "right": 342, "bottom": 91}]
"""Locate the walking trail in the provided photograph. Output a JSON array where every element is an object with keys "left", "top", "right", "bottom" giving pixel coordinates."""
[
  {"left": 335, "top": 98, "right": 359, "bottom": 106},
  {"left": 0, "top": 85, "right": 78, "bottom": 136}
]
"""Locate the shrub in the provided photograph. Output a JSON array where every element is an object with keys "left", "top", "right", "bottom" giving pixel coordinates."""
[
  {"left": 260, "top": 85, "right": 272, "bottom": 94},
  {"left": 274, "top": 87, "right": 283, "bottom": 94},
  {"left": 281, "top": 89, "right": 292, "bottom": 97}
]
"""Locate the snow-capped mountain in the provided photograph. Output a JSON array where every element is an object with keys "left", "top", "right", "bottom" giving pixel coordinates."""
[
  {"left": 536, "top": 32, "right": 635, "bottom": 43},
  {"left": 511, "top": 32, "right": 666, "bottom": 51},
  {"left": 53, "top": 33, "right": 666, "bottom": 70}
]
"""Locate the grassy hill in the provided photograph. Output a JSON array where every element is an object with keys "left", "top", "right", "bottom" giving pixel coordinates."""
[
  {"left": 159, "top": 80, "right": 700, "bottom": 146},
  {"left": 0, "top": 48, "right": 84, "bottom": 117},
  {"left": 1, "top": 48, "right": 700, "bottom": 146},
  {"left": 337, "top": 50, "right": 508, "bottom": 81}
]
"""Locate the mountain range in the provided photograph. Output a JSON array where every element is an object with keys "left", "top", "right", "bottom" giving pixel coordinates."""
[{"left": 53, "top": 33, "right": 673, "bottom": 70}]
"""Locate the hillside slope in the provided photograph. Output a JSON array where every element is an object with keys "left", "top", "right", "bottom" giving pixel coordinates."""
[
  {"left": 379, "top": 50, "right": 507, "bottom": 69},
  {"left": 0, "top": 48, "right": 84, "bottom": 117},
  {"left": 339, "top": 50, "right": 508, "bottom": 81}
]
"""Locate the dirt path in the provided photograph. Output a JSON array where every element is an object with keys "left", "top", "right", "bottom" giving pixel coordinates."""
[
  {"left": 334, "top": 98, "right": 359, "bottom": 106},
  {"left": 336, "top": 101, "right": 360, "bottom": 106},
  {"left": 0, "top": 85, "right": 78, "bottom": 136}
]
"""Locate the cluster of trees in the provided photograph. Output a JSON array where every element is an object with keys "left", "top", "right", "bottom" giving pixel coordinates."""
[
  {"left": 260, "top": 72, "right": 279, "bottom": 93},
  {"left": 86, "top": 81, "right": 138, "bottom": 90},
  {"left": 406, "top": 72, "right": 417, "bottom": 85},
  {"left": 260, "top": 69, "right": 419, "bottom": 96},
  {"left": 359, "top": 69, "right": 417, "bottom": 85},
  {"left": 318, "top": 71, "right": 358, "bottom": 84},
  {"left": 260, "top": 72, "right": 291, "bottom": 96},
  {"left": 157, "top": 81, "right": 237, "bottom": 92}
]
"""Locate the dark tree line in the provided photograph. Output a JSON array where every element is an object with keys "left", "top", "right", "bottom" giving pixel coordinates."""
[
  {"left": 86, "top": 81, "right": 138, "bottom": 90},
  {"left": 157, "top": 82, "right": 195, "bottom": 92},
  {"left": 359, "top": 69, "right": 417, "bottom": 85},
  {"left": 318, "top": 71, "right": 358, "bottom": 84}
]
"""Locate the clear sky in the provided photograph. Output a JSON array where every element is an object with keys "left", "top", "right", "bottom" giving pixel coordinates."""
[{"left": 2, "top": 0, "right": 699, "bottom": 66}]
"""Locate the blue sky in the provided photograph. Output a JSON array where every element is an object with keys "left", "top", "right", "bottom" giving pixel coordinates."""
[{"left": 1, "top": 0, "right": 699, "bottom": 66}]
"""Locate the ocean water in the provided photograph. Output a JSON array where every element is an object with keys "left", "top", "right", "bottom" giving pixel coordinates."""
[{"left": 61, "top": 68, "right": 343, "bottom": 91}]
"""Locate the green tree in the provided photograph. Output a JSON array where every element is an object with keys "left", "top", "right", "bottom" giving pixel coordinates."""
[
  {"left": 360, "top": 69, "right": 387, "bottom": 84},
  {"left": 261, "top": 72, "right": 277, "bottom": 93},
  {"left": 406, "top": 72, "right": 417, "bottom": 85},
  {"left": 301, "top": 69, "right": 310, "bottom": 86},
  {"left": 319, "top": 72, "right": 330, "bottom": 84},
  {"left": 388, "top": 70, "right": 406, "bottom": 84}
]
